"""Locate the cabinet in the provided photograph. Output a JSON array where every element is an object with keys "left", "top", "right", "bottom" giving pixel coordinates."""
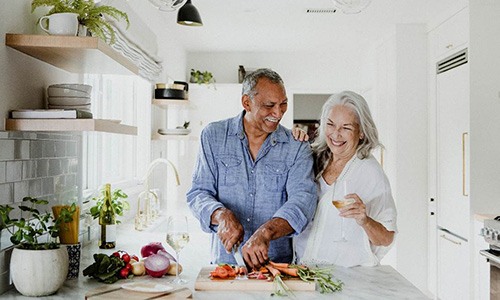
[
  {"left": 436, "top": 59, "right": 470, "bottom": 239},
  {"left": 4, "top": 33, "right": 139, "bottom": 135},
  {"left": 431, "top": 8, "right": 469, "bottom": 60},
  {"left": 437, "top": 230, "right": 470, "bottom": 300}
]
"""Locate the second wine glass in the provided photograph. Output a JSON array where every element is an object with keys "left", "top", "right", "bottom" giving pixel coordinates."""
[
  {"left": 332, "top": 180, "right": 355, "bottom": 241},
  {"left": 166, "top": 215, "right": 190, "bottom": 284}
]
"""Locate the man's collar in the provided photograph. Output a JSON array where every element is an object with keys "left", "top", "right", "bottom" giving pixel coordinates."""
[{"left": 229, "top": 110, "right": 289, "bottom": 143}]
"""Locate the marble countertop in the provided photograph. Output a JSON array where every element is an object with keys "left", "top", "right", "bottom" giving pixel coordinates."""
[{"left": 1, "top": 214, "right": 429, "bottom": 299}]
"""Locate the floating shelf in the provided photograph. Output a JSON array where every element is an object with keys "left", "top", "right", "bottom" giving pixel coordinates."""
[
  {"left": 152, "top": 133, "right": 197, "bottom": 141},
  {"left": 5, "top": 119, "right": 137, "bottom": 135},
  {"left": 152, "top": 99, "right": 190, "bottom": 108},
  {"left": 5, "top": 33, "right": 138, "bottom": 75}
]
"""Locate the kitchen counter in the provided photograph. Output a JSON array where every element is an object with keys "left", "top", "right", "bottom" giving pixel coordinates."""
[{"left": 1, "top": 214, "right": 429, "bottom": 299}]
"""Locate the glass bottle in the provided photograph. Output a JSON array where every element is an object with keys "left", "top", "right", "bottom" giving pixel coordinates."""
[{"left": 98, "top": 183, "right": 116, "bottom": 249}]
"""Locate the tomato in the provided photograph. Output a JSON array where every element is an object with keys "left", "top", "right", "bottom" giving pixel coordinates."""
[
  {"left": 125, "top": 263, "right": 132, "bottom": 271},
  {"left": 131, "top": 254, "right": 139, "bottom": 262},
  {"left": 112, "top": 251, "right": 121, "bottom": 258},
  {"left": 119, "top": 267, "right": 129, "bottom": 279},
  {"left": 122, "top": 253, "right": 131, "bottom": 263}
]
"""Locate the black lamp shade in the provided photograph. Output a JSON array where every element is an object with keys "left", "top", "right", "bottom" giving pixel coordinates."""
[{"left": 177, "top": 0, "right": 203, "bottom": 26}]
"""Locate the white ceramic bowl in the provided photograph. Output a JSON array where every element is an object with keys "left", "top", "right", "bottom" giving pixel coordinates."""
[
  {"left": 48, "top": 84, "right": 92, "bottom": 95},
  {"left": 48, "top": 96, "right": 91, "bottom": 106}
]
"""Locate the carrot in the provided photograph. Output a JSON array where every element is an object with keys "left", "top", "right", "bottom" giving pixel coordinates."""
[
  {"left": 259, "top": 267, "right": 269, "bottom": 273},
  {"left": 269, "top": 261, "right": 290, "bottom": 269},
  {"left": 274, "top": 267, "right": 299, "bottom": 277},
  {"left": 265, "top": 265, "right": 281, "bottom": 278}
]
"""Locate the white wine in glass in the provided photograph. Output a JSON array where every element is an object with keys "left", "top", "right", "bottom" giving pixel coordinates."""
[
  {"left": 332, "top": 180, "right": 355, "bottom": 241},
  {"left": 166, "top": 215, "right": 190, "bottom": 284}
]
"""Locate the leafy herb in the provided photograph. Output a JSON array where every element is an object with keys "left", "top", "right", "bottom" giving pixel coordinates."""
[
  {"left": 83, "top": 253, "right": 125, "bottom": 284},
  {"left": 0, "top": 197, "right": 75, "bottom": 250},
  {"left": 296, "top": 265, "right": 343, "bottom": 293}
]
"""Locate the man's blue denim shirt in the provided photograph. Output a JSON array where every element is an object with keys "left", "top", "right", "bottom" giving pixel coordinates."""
[{"left": 186, "top": 111, "right": 317, "bottom": 264}]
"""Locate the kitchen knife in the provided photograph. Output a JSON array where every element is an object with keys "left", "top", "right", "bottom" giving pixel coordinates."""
[{"left": 232, "top": 244, "right": 248, "bottom": 280}]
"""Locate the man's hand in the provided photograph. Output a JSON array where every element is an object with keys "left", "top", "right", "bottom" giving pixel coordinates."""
[
  {"left": 292, "top": 126, "right": 309, "bottom": 142},
  {"left": 211, "top": 208, "right": 244, "bottom": 253},
  {"left": 241, "top": 218, "right": 294, "bottom": 269}
]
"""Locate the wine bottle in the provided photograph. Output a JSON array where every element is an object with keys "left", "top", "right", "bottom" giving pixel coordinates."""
[{"left": 98, "top": 183, "right": 116, "bottom": 249}]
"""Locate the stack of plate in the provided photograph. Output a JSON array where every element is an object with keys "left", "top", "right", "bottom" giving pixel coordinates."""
[{"left": 47, "top": 84, "right": 92, "bottom": 113}]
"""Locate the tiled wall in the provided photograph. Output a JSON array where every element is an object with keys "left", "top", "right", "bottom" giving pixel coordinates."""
[{"left": 0, "top": 131, "right": 81, "bottom": 293}]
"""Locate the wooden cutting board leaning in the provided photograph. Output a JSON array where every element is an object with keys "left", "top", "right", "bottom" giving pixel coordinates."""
[
  {"left": 194, "top": 266, "right": 315, "bottom": 291},
  {"left": 85, "top": 281, "right": 192, "bottom": 299}
]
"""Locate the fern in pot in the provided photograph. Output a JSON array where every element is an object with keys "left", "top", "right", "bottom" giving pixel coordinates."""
[
  {"left": 0, "top": 197, "right": 75, "bottom": 296},
  {"left": 31, "top": 0, "right": 129, "bottom": 44}
]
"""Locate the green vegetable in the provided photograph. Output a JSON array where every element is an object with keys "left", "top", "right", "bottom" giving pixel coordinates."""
[
  {"left": 296, "top": 265, "right": 343, "bottom": 293},
  {"left": 83, "top": 253, "right": 126, "bottom": 284}
]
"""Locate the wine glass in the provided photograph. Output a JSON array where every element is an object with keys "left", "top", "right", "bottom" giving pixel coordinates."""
[
  {"left": 332, "top": 180, "right": 355, "bottom": 241},
  {"left": 166, "top": 215, "right": 190, "bottom": 284}
]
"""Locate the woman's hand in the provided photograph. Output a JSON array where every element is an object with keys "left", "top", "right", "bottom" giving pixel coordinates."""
[
  {"left": 338, "top": 193, "right": 368, "bottom": 225},
  {"left": 292, "top": 126, "right": 309, "bottom": 142},
  {"left": 339, "top": 193, "right": 395, "bottom": 246}
]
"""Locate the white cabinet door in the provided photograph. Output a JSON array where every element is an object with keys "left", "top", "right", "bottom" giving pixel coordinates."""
[
  {"left": 436, "top": 61, "right": 470, "bottom": 240},
  {"left": 437, "top": 230, "right": 470, "bottom": 300},
  {"left": 432, "top": 8, "right": 469, "bottom": 60}
]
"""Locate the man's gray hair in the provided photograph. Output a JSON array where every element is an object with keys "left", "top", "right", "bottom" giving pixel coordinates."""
[
  {"left": 241, "top": 68, "right": 284, "bottom": 100},
  {"left": 311, "top": 91, "right": 383, "bottom": 177}
]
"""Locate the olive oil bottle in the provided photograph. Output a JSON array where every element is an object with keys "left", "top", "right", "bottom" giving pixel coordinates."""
[{"left": 99, "top": 183, "right": 116, "bottom": 249}]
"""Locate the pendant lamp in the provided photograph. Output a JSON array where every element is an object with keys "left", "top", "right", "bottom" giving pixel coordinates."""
[{"left": 177, "top": 0, "right": 203, "bottom": 26}]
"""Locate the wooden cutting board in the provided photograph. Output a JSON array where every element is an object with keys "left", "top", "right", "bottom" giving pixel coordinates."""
[{"left": 194, "top": 266, "right": 315, "bottom": 291}]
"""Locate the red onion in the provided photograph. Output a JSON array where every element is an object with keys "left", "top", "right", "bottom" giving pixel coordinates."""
[
  {"left": 157, "top": 249, "right": 176, "bottom": 262},
  {"left": 141, "top": 242, "right": 166, "bottom": 258},
  {"left": 144, "top": 253, "right": 170, "bottom": 278}
]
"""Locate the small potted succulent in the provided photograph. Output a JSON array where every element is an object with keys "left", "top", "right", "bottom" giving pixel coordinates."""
[
  {"left": 0, "top": 197, "right": 75, "bottom": 296},
  {"left": 31, "top": 0, "right": 129, "bottom": 44}
]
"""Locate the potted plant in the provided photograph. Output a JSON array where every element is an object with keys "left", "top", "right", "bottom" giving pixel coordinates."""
[
  {"left": 0, "top": 197, "right": 75, "bottom": 296},
  {"left": 190, "top": 69, "right": 216, "bottom": 89},
  {"left": 31, "top": 0, "right": 129, "bottom": 44}
]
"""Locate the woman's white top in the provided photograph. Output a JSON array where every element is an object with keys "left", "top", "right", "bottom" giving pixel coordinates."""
[{"left": 293, "top": 154, "right": 397, "bottom": 267}]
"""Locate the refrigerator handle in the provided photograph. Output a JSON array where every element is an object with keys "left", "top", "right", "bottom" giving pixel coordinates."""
[{"left": 462, "top": 132, "right": 468, "bottom": 197}]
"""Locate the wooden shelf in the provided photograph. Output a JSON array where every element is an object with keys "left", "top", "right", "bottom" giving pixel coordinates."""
[
  {"left": 152, "top": 99, "right": 190, "bottom": 108},
  {"left": 5, "top": 33, "right": 139, "bottom": 75},
  {"left": 152, "top": 133, "right": 197, "bottom": 141},
  {"left": 5, "top": 119, "right": 137, "bottom": 135}
]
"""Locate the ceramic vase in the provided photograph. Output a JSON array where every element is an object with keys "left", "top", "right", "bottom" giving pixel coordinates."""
[{"left": 10, "top": 247, "right": 69, "bottom": 296}]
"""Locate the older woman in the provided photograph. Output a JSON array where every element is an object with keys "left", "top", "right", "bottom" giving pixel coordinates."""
[{"left": 293, "top": 91, "right": 397, "bottom": 267}]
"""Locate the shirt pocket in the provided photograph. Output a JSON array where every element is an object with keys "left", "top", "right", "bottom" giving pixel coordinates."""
[
  {"left": 264, "top": 162, "right": 289, "bottom": 192},
  {"left": 217, "top": 155, "right": 242, "bottom": 187}
]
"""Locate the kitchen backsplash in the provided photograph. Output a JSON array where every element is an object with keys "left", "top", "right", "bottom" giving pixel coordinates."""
[{"left": 0, "top": 131, "right": 82, "bottom": 293}]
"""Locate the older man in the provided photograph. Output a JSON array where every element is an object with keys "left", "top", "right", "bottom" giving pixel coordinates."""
[{"left": 187, "top": 68, "right": 317, "bottom": 269}]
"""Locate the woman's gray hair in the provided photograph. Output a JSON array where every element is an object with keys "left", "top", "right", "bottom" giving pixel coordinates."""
[
  {"left": 241, "top": 68, "right": 284, "bottom": 100},
  {"left": 311, "top": 90, "right": 383, "bottom": 177}
]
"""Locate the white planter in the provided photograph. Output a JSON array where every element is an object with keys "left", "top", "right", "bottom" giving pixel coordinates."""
[{"left": 10, "top": 247, "right": 69, "bottom": 297}]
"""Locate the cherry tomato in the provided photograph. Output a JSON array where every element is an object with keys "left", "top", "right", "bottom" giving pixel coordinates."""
[
  {"left": 131, "top": 254, "right": 139, "bottom": 262},
  {"left": 112, "top": 251, "right": 120, "bottom": 258},
  {"left": 122, "top": 253, "right": 131, "bottom": 263},
  {"left": 125, "top": 263, "right": 132, "bottom": 271},
  {"left": 119, "top": 267, "right": 129, "bottom": 279}
]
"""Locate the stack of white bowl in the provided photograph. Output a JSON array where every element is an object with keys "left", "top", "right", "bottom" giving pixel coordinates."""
[{"left": 47, "top": 84, "right": 92, "bottom": 113}]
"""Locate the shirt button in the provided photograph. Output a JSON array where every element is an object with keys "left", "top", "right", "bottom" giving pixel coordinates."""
[
  {"left": 247, "top": 218, "right": 251, "bottom": 222},
  {"left": 251, "top": 170, "right": 254, "bottom": 173},
  {"left": 249, "top": 193, "right": 253, "bottom": 197}
]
